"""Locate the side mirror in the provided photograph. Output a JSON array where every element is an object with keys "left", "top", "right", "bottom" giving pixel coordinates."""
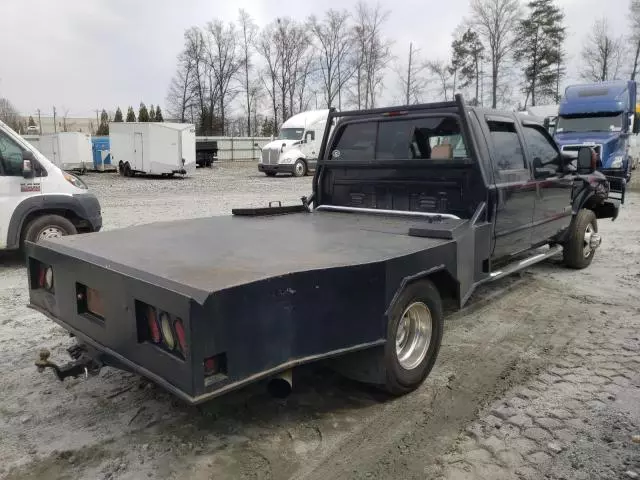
[
  {"left": 577, "top": 147, "right": 596, "bottom": 174},
  {"left": 22, "top": 151, "right": 35, "bottom": 179}
]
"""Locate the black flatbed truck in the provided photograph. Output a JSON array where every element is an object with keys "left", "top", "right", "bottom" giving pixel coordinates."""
[{"left": 27, "top": 95, "right": 618, "bottom": 405}]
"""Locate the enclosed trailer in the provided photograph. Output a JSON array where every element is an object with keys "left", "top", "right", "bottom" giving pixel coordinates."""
[
  {"left": 37, "top": 132, "right": 92, "bottom": 173},
  {"left": 91, "top": 136, "right": 115, "bottom": 172},
  {"left": 109, "top": 122, "right": 196, "bottom": 177}
]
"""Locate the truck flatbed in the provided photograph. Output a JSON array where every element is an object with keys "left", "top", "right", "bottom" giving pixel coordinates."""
[{"left": 42, "top": 211, "right": 451, "bottom": 303}]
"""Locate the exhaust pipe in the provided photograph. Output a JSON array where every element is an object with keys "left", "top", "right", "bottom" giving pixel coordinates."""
[{"left": 267, "top": 369, "right": 292, "bottom": 398}]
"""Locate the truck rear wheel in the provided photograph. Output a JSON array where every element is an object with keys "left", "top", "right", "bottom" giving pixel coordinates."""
[
  {"left": 23, "top": 215, "right": 77, "bottom": 245},
  {"left": 383, "top": 279, "right": 444, "bottom": 395},
  {"left": 563, "top": 209, "right": 598, "bottom": 269}
]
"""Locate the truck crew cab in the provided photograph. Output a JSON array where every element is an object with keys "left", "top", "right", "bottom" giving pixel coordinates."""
[
  {"left": 27, "top": 96, "right": 615, "bottom": 405},
  {"left": 0, "top": 120, "right": 102, "bottom": 251}
]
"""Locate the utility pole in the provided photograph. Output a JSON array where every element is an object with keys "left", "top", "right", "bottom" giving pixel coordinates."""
[
  {"left": 96, "top": 109, "right": 99, "bottom": 128},
  {"left": 53, "top": 106, "right": 57, "bottom": 133},
  {"left": 406, "top": 43, "right": 413, "bottom": 105},
  {"left": 37, "top": 109, "right": 42, "bottom": 134}
]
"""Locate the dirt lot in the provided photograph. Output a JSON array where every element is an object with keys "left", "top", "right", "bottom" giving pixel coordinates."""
[{"left": 1, "top": 163, "right": 640, "bottom": 480}]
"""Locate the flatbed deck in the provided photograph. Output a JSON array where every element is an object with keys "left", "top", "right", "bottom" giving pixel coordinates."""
[{"left": 40, "top": 211, "right": 450, "bottom": 302}]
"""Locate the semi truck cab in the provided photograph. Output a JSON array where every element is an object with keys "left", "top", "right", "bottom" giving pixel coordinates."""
[
  {"left": 554, "top": 80, "right": 640, "bottom": 203},
  {"left": 258, "top": 109, "right": 333, "bottom": 177}
]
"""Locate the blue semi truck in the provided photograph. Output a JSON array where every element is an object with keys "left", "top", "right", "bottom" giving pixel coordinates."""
[{"left": 555, "top": 80, "right": 639, "bottom": 203}]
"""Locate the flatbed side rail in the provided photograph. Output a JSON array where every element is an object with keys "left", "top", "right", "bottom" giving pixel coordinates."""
[{"left": 315, "top": 204, "right": 461, "bottom": 220}]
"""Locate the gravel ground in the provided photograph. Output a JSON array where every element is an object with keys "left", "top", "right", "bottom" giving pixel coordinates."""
[{"left": 1, "top": 162, "right": 640, "bottom": 480}]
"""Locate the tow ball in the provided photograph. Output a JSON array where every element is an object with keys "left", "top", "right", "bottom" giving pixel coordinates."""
[{"left": 35, "top": 345, "right": 102, "bottom": 381}]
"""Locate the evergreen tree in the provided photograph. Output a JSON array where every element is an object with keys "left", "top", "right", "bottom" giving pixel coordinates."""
[
  {"left": 261, "top": 117, "right": 276, "bottom": 137},
  {"left": 96, "top": 109, "right": 110, "bottom": 135},
  {"left": 138, "top": 102, "right": 150, "bottom": 122},
  {"left": 451, "top": 28, "right": 485, "bottom": 106},
  {"left": 149, "top": 105, "right": 156, "bottom": 122},
  {"left": 155, "top": 106, "right": 164, "bottom": 122},
  {"left": 113, "top": 107, "right": 124, "bottom": 122},
  {"left": 514, "top": 0, "right": 567, "bottom": 106},
  {"left": 28, "top": 116, "right": 36, "bottom": 127},
  {"left": 126, "top": 106, "right": 136, "bottom": 122}
]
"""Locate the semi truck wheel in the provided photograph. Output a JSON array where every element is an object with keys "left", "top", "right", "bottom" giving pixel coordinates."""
[
  {"left": 563, "top": 209, "right": 598, "bottom": 269},
  {"left": 23, "top": 215, "right": 77, "bottom": 245},
  {"left": 383, "top": 279, "right": 444, "bottom": 395},
  {"left": 293, "top": 159, "right": 307, "bottom": 177}
]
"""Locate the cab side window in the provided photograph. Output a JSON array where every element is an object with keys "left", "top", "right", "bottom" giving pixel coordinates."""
[
  {"left": 0, "top": 130, "right": 26, "bottom": 176},
  {"left": 487, "top": 121, "right": 526, "bottom": 171},
  {"left": 523, "top": 125, "right": 562, "bottom": 179}
]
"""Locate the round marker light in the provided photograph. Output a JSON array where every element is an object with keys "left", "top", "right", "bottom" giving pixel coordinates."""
[
  {"left": 174, "top": 318, "right": 187, "bottom": 353},
  {"left": 159, "top": 312, "right": 176, "bottom": 350},
  {"left": 147, "top": 307, "right": 161, "bottom": 344},
  {"left": 44, "top": 267, "right": 54, "bottom": 291}
]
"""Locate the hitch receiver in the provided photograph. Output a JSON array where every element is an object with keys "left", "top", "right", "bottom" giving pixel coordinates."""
[{"left": 35, "top": 345, "right": 103, "bottom": 381}]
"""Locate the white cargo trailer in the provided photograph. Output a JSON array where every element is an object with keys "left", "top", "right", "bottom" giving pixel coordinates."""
[
  {"left": 36, "top": 132, "right": 92, "bottom": 173},
  {"left": 109, "top": 122, "right": 196, "bottom": 177}
]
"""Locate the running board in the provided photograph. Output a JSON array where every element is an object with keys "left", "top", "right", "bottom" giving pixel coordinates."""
[{"left": 487, "top": 245, "right": 563, "bottom": 282}]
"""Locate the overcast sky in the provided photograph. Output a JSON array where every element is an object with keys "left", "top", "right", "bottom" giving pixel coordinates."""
[{"left": 0, "top": 0, "right": 631, "bottom": 118}]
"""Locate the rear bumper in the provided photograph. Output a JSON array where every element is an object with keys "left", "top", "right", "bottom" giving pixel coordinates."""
[{"left": 259, "top": 163, "right": 294, "bottom": 174}]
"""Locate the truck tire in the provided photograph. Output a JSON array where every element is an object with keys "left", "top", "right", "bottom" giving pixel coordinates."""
[
  {"left": 23, "top": 215, "right": 77, "bottom": 245},
  {"left": 118, "top": 162, "right": 125, "bottom": 176},
  {"left": 383, "top": 279, "right": 444, "bottom": 395},
  {"left": 563, "top": 209, "right": 598, "bottom": 269},
  {"left": 123, "top": 162, "right": 132, "bottom": 177},
  {"left": 293, "top": 159, "right": 307, "bottom": 177}
]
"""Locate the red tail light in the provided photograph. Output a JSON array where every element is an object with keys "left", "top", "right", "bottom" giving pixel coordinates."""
[
  {"left": 174, "top": 318, "right": 187, "bottom": 353},
  {"left": 147, "top": 307, "right": 161, "bottom": 344}
]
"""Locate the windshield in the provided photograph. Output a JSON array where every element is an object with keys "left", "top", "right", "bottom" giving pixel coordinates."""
[
  {"left": 556, "top": 113, "right": 623, "bottom": 133},
  {"left": 278, "top": 128, "right": 304, "bottom": 140}
]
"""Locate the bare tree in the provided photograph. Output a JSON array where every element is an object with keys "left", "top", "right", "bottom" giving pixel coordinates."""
[
  {"left": 166, "top": 53, "right": 196, "bottom": 123},
  {"left": 238, "top": 9, "right": 258, "bottom": 135},
  {"left": 256, "top": 25, "right": 281, "bottom": 127},
  {"left": 470, "top": 0, "right": 522, "bottom": 108},
  {"left": 308, "top": 9, "right": 356, "bottom": 108},
  {"left": 206, "top": 20, "right": 242, "bottom": 135},
  {"left": 581, "top": 18, "right": 626, "bottom": 82},
  {"left": 396, "top": 43, "right": 430, "bottom": 104},
  {"left": 0, "top": 98, "right": 21, "bottom": 131},
  {"left": 428, "top": 60, "right": 454, "bottom": 101},
  {"left": 632, "top": 0, "right": 640, "bottom": 80},
  {"left": 352, "top": 2, "right": 392, "bottom": 109}
]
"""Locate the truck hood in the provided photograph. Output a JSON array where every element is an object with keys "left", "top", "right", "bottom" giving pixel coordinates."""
[
  {"left": 263, "top": 139, "right": 300, "bottom": 150},
  {"left": 555, "top": 131, "right": 624, "bottom": 169}
]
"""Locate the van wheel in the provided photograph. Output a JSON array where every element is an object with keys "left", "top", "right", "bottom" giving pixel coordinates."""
[
  {"left": 23, "top": 215, "right": 77, "bottom": 245},
  {"left": 563, "top": 209, "right": 598, "bottom": 269},
  {"left": 383, "top": 279, "right": 444, "bottom": 395},
  {"left": 293, "top": 159, "right": 307, "bottom": 177}
]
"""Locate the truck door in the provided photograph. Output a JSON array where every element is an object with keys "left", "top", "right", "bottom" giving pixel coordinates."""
[
  {"left": 484, "top": 117, "right": 536, "bottom": 260},
  {"left": 303, "top": 129, "right": 317, "bottom": 171},
  {"left": 0, "top": 129, "right": 42, "bottom": 248},
  {"left": 522, "top": 124, "right": 573, "bottom": 246}
]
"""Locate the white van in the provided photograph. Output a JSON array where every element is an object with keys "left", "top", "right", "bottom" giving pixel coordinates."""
[
  {"left": 0, "top": 120, "right": 102, "bottom": 251},
  {"left": 258, "top": 109, "right": 332, "bottom": 177}
]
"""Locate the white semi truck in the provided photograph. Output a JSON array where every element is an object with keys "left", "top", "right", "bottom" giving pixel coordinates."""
[{"left": 258, "top": 109, "right": 331, "bottom": 177}]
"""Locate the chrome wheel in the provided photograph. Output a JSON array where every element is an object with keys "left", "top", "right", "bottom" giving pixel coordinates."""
[
  {"left": 583, "top": 223, "right": 595, "bottom": 258},
  {"left": 294, "top": 160, "right": 306, "bottom": 177},
  {"left": 37, "top": 226, "right": 65, "bottom": 241},
  {"left": 395, "top": 301, "right": 432, "bottom": 370}
]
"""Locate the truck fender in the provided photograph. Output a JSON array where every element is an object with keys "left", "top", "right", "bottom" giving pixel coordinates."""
[
  {"left": 7, "top": 194, "right": 98, "bottom": 249},
  {"left": 571, "top": 189, "right": 595, "bottom": 215}
]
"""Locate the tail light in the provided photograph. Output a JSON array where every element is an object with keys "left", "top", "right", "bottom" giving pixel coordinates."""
[
  {"left": 31, "top": 259, "right": 54, "bottom": 292},
  {"left": 159, "top": 311, "right": 176, "bottom": 350},
  {"left": 147, "top": 306, "right": 161, "bottom": 344},
  {"left": 174, "top": 318, "right": 187, "bottom": 353}
]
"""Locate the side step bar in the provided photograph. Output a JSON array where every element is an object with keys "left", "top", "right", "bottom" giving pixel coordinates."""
[{"left": 487, "top": 245, "right": 563, "bottom": 283}]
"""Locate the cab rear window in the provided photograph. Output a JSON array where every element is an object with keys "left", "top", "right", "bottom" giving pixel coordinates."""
[{"left": 329, "top": 116, "right": 469, "bottom": 161}]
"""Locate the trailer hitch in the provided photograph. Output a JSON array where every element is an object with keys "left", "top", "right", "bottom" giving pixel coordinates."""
[{"left": 35, "top": 345, "right": 102, "bottom": 381}]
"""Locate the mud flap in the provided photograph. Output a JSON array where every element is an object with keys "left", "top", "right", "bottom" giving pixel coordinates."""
[{"left": 327, "top": 346, "right": 387, "bottom": 386}]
